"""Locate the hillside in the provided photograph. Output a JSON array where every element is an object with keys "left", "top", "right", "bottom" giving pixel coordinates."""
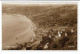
[
  {"left": 2, "top": 4, "right": 77, "bottom": 28},
  {"left": 32, "top": 4, "right": 77, "bottom": 28}
]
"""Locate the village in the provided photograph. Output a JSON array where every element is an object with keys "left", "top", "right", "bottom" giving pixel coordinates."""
[{"left": 25, "top": 27, "right": 75, "bottom": 50}]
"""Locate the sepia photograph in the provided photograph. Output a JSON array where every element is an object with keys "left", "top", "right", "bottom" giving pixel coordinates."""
[{"left": 2, "top": 3, "right": 77, "bottom": 50}]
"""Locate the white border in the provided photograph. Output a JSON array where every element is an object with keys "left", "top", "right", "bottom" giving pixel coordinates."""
[
  {"left": 2, "top": 1, "right": 78, "bottom": 4},
  {"left": 0, "top": 1, "right": 80, "bottom": 54}
]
